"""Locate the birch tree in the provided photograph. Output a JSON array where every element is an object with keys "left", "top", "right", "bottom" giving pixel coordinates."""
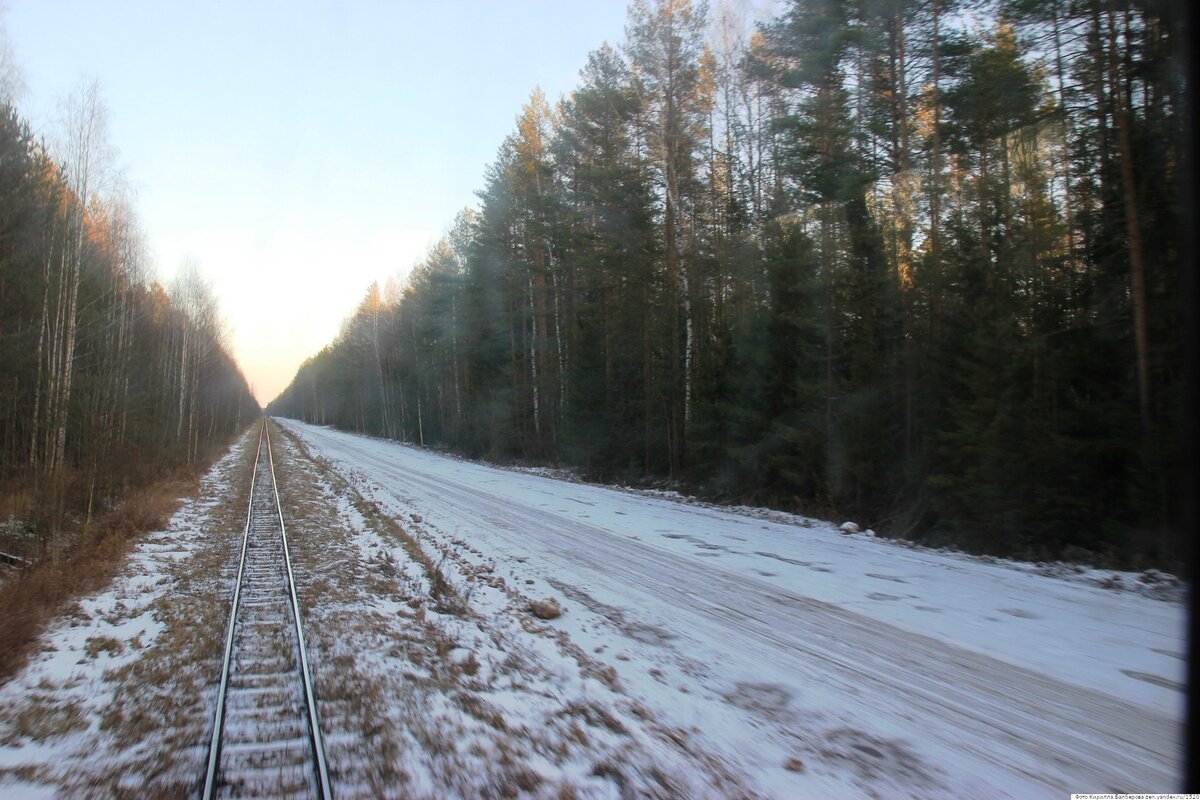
[{"left": 48, "top": 80, "right": 113, "bottom": 472}]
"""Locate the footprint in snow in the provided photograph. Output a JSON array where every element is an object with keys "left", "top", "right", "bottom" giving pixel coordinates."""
[
  {"left": 723, "top": 682, "right": 794, "bottom": 720},
  {"left": 624, "top": 622, "right": 674, "bottom": 646},
  {"left": 817, "top": 728, "right": 933, "bottom": 786}
]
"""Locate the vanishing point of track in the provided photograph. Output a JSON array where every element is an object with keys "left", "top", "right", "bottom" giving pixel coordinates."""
[{"left": 203, "top": 420, "right": 331, "bottom": 799}]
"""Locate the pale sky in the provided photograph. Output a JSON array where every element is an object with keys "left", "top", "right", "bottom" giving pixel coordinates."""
[{"left": 5, "top": 0, "right": 635, "bottom": 405}]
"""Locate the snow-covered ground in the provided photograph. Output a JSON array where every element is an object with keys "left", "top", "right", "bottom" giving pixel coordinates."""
[
  {"left": 0, "top": 420, "right": 1186, "bottom": 798},
  {"left": 280, "top": 419, "right": 1186, "bottom": 798}
]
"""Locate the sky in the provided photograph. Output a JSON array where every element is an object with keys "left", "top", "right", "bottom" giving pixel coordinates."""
[{"left": 4, "top": 0, "right": 639, "bottom": 405}]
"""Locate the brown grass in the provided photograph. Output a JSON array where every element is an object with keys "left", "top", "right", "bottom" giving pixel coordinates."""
[
  {"left": 272, "top": 423, "right": 464, "bottom": 613},
  {"left": 1, "top": 696, "right": 88, "bottom": 743},
  {"left": 0, "top": 483, "right": 35, "bottom": 522},
  {"left": 83, "top": 635, "right": 125, "bottom": 660},
  {"left": 0, "top": 431, "right": 249, "bottom": 686}
]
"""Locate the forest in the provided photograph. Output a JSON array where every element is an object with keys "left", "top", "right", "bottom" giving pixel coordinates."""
[
  {"left": 0, "top": 85, "right": 259, "bottom": 563},
  {"left": 270, "top": 0, "right": 1186, "bottom": 571}
]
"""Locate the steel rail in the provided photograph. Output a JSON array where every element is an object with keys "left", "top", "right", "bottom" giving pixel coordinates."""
[
  {"left": 264, "top": 421, "right": 332, "bottom": 799},
  {"left": 202, "top": 421, "right": 263, "bottom": 800},
  {"left": 201, "top": 419, "right": 331, "bottom": 799}
]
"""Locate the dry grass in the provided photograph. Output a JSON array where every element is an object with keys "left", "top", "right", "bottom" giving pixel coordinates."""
[
  {"left": 83, "top": 635, "right": 125, "bottom": 660},
  {"left": 0, "top": 426, "right": 331, "bottom": 796},
  {"left": 51, "top": 430, "right": 260, "bottom": 796},
  {"left": 0, "top": 427, "right": 254, "bottom": 686},
  {"left": 0, "top": 483, "right": 35, "bottom": 524},
  {"left": 0, "top": 695, "right": 88, "bottom": 744},
  {"left": 273, "top": 424, "right": 463, "bottom": 613},
  {"left": 0, "top": 480, "right": 186, "bottom": 684}
]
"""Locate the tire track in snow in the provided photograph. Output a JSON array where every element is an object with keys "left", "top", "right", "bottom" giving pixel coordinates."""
[{"left": 285, "top": 421, "right": 1182, "bottom": 796}]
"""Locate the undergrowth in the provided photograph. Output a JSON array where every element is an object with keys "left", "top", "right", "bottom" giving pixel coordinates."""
[{"left": 0, "top": 426, "right": 254, "bottom": 685}]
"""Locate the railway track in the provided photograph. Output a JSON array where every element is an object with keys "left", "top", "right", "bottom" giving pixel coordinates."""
[{"left": 203, "top": 420, "right": 331, "bottom": 799}]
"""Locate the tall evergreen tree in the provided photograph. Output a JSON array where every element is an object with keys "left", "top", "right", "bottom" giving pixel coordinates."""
[{"left": 267, "top": 0, "right": 1186, "bottom": 571}]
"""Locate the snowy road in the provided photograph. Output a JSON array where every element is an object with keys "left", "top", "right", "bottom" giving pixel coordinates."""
[{"left": 281, "top": 420, "right": 1185, "bottom": 798}]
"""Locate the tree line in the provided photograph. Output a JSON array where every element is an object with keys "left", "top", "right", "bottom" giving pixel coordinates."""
[
  {"left": 268, "top": 0, "right": 1186, "bottom": 570},
  {"left": 1, "top": 86, "right": 259, "bottom": 561}
]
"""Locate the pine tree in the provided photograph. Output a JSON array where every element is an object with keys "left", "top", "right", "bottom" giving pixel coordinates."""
[{"left": 554, "top": 45, "right": 658, "bottom": 477}]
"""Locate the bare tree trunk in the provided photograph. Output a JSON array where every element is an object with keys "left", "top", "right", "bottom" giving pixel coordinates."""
[
  {"left": 451, "top": 293, "right": 462, "bottom": 432},
  {"left": 187, "top": 351, "right": 199, "bottom": 463},
  {"left": 371, "top": 305, "right": 392, "bottom": 438},
  {"left": 45, "top": 247, "right": 68, "bottom": 473},
  {"left": 29, "top": 249, "right": 53, "bottom": 469},
  {"left": 892, "top": 1, "right": 916, "bottom": 464},
  {"left": 176, "top": 326, "right": 190, "bottom": 441},
  {"left": 1105, "top": 0, "right": 1151, "bottom": 434},
  {"left": 929, "top": 0, "right": 943, "bottom": 336},
  {"left": 822, "top": 200, "right": 835, "bottom": 440},
  {"left": 664, "top": 179, "right": 679, "bottom": 463},
  {"left": 528, "top": 274, "right": 540, "bottom": 438},
  {"left": 416, "top": 393, "right": 425, "bottom": 447},
  {"left": 552, "top": 262, "right": 565, "bottom": 435},
  {"left": 1050, "top": 0, "right": 1079, "bottom": 274},
  {"left": 643, "top": 278, "right": 653, "bottom": 477},
  {"left": 53, "top": 231, "right": 84, "bottom": 473}
]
